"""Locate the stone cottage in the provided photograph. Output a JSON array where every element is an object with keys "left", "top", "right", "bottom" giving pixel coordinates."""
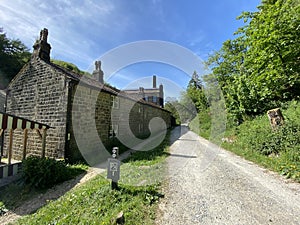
[{"left": 4, "top": 28, "right": 172, "bottom": 164}]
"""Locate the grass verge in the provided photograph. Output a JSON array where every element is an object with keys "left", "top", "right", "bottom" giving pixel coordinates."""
[
  {"left": 13, "top": 130, "right": 171, "bottom": 224},
  {"left": 16, "top": 177, "right": 162, "bottom": 225},
  {"left": 0, "top": 163, "right": 88, "bottom": 216},
  {"left": 190, "top": 100, "right": 300, "bottom": 182}
]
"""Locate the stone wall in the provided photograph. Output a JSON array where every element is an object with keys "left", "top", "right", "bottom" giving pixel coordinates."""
[
  {"left": 4, "top": 59, "right": 69, "bottom": 159},
  {"left": 66, "top": 84, "right": 112, "bottom": 163},
  {"left": 0, "top": 90, "right": 5, "bottom": 112},
  {"left": 66, "top": 84, "right": 171, "bottom": 163}
]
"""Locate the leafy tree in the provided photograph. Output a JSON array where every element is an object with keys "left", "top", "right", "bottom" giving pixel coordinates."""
[
  {"left": 240, "top": 0, "right": 300, "bottom": 102},
  {"left": 186, "top": 71, "right": 208, "bottom": 112},
  {"left": 207, "top": 0, "right": 300, "bottom": 123},
  {"left": 0, "top": 29, "right": 31, "bottom": 89}
]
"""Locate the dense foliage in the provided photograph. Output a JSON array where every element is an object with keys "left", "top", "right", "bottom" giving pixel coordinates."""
[
  {"left": 207, "top": 0, "right": 300, "bottom": 122},
  {"left": 0, "top": 29, "right": 31, "bottom": 89},
  {"left": 224, "top": 101, "right": 300, "bottom": 181},
  {"left": 187, "top": 0, "right": 300, "bottom": 182}
]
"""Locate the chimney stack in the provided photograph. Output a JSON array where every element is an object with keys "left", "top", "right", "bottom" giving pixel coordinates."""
[
  {"left": 92, "top": 61, "right": 104, "bottom": 83},
  {"left": 159, "top": 84, "right": 164, "bottom": 107},
  {"left": 32, "top": 28, "right": 51, "bottom": 62},
  {"left": 153, "top": 75, "right": 157, "bottom": 88}
]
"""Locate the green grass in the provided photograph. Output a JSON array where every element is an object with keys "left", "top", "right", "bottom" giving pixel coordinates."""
[
  {"left": 16, "top": 177, "right": 162, "bottom": 225},
  {"left": 11, "top": 130, "right": 171, "bottom": 224},
  {"left": 119, "top": 131, "right": 170, "bottom": 186},
  {"left": 190, "top": 100, "right": 300, "bottom": 182},
  {"left": 0, "top": 164, "right": 88, "bottom": 215}
]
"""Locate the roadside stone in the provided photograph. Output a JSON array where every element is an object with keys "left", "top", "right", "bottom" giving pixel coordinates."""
[
  {"left": 116, "top": 211, "right": 125, "bottom": 225},
  {"left": 267, "top": 108, "right": 284, "bottom": 130}
]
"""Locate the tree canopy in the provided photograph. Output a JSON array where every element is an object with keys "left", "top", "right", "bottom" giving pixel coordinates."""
[
  {"left": 0, "top": 29, "right": 31, "bottom": 89},
  {"left": 207, "top": 0, "right": 300, "bottom": 122},
  {"left": 186, "top": 71, "right": 208, "bottom": 112}
]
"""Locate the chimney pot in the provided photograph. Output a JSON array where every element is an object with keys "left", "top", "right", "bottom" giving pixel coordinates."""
[
  {"left": 153, "top": 75, "right": 157, "bottom": 88},
  {"left": 32, "top": 28, "right": 51, "bottom": 62},
  {"left": 92, "top": 61, "right": 104, "bottom": 83}
]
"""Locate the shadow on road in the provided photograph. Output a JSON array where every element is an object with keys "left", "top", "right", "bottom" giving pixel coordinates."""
[
  {"left": 167, "top": 153, "right": 197, "bottom": 159},
  {"left": 169, "top": 125, "right": 189, "bottom": 145}
]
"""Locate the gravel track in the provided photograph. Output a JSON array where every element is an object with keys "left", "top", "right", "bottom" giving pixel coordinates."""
[{"left": 156, "top": 126, "right": 300, "bottom": 225}]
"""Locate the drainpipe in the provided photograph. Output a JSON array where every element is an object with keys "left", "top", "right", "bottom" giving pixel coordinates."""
[
  {"left": 0, "top": 89, "right": 10, "bottom": 162},
  {"left": 64, "top": 79, "right": 72, "bottom": 161}
]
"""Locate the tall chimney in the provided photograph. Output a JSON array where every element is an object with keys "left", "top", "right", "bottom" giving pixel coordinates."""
[
  {"left": 153, "top": 75, "right": 157, "bottom": 88},
  {"left": 92, "top": 61, "right": 104, "bottom": 83},
  {"left": 32, "top": 28, "right": 51, "bottom": 62}
]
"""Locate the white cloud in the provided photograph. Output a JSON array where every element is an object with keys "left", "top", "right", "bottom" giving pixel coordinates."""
[{"left": 0, "top": 0, "right": 124, "bottom": 70}]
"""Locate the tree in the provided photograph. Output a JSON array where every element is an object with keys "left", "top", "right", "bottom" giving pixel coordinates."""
[
  {"left": 186, "top": 71, "right": 208, "bottom": 112},
  {"left": 0, "top": 29, "right": 31, "bottom": 89},
  {"left": 240, "top": 0, "right": 300, "bottom": 101},
  {"left": 207, "top": 0, "right": 300, "bottom": 122}
]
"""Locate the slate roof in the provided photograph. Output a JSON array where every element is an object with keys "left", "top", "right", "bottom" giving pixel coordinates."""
[{"left": 48, "top": 61, "right": 168, "bottom": 111}]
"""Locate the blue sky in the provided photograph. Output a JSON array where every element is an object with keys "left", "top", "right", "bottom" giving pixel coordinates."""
[{"left": 0, "top": 0, "right": 261, "bottom": 99}]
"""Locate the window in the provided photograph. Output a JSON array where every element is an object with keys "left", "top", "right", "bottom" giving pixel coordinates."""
[
  {"left": 109, "top": 124, "right": 118, "bottom": 138},
  {"left": 112, "top": 96, "right": 119, "bottom": 109},
  {"left": 153, "top": 96, "right": 157, "bottom": 103},
  {"left": 148, "top": 96, "right": 153, "bottom": 102},
  {"left": 138, "top": 104, "right": 142, "bottom": 113},
  {"left": 139, "top": 123, "right": 143, "bottom": 133}
]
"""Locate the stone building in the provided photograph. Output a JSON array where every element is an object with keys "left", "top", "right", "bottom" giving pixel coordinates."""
[
  {"left": 123, "top": 75, "right": 164, "bottom": 108},
  {"left": 3, "top": 28, "right": 172, "bottom": 163}
]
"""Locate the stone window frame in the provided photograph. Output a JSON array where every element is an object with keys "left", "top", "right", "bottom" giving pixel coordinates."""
[
  {"left": 109, "top": 124, "right": 119, "bottom": 138},
  {"left": 112, "top": 96, "right": 119, "bottom": 109},
  {"left": 138, "top": 104, "right": 142, "bottom": 113},
  {"left": 139, "top": 123, "right": 143, "bottom": 133}
]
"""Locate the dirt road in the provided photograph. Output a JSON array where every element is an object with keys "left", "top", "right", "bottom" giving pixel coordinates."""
[{"left": 157, "top": 126, "right": 300, "bottom": 225}]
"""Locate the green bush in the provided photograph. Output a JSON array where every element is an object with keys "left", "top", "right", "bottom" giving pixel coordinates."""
[
  {"left": 22, "top": 156, "right": 84, "bottom": 189},
  {"left": 189, "top": 110, "right": 211, "bottom": 139},
  {"left": 224, "top": 101, "right": 300, "bottom": 181},
  {"left": 280, "top": 163, "right": 300, "bottom": 181}
]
